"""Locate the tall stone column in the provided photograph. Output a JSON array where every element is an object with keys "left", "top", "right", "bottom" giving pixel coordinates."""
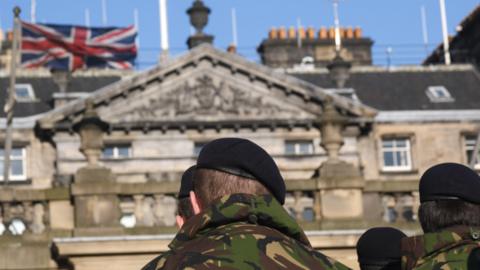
[
  {"left": 315, "top": 98, "right": 364, "bottom": 221},
  {"left": 71, "top": 100, "right": 121, "bottom": 233}
]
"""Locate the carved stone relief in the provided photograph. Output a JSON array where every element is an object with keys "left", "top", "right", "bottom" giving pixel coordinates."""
[{"left": 109, "top": 75, "right": 307, "bottom": 122}]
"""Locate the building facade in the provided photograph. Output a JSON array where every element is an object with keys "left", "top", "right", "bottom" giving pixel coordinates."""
[{"left": 1, "top": 2, "right": 480, "bottom": 270}]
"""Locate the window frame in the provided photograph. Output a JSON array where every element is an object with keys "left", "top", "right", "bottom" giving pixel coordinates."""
[
  {"left": 426, "top": 86, "right": 454, "bottom": 103},
  {"left": 0, "top": 147, "right": 27, "bottom": 181},
  {"left": 102, "top": 144, "right": 132, "bottom": 160},
  {"left": 464, "top": 135, "right": 480, "bottom": 169},
  {"left": 284, "top": 140, "right": 315, "bottom": 156},
  {"left": 14, "top": 84, "right": 36, "bottom": 102},
  {"left": 380, "top": 138, "right": 413, "bottom": 172}
]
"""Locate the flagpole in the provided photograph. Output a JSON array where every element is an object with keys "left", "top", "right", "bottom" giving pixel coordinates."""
[
  {"left": 134, "top": 8, "right": 140, "bottom": 49},
  {"left": 85, "top": 8, "right": 91, "bottom": 27},
  {"left": 332, "top": 0, "right": 342, "bottom": 52},
  {"left": 31, "top": 0, "right": 36, "bottom": 23},
  {"left": 159, "top": 0, "right": 169, "bottom": 62},
  {"left": 297, "top": 18, "right": 302, "bottom": 48},
  {"left": 439, "top": 0, "right": 451, "bottom": 65},
  {"left": 101, "top": 0, "right": 108, "bottom": 26},
  {"left": 231, "top": 8, "right": 238, "bottom": 47},
  {"left": 420, "top": 5, "right": 429, "bottom": 57},
  {"left": 4, "top": 7, "right": 21, "bottom": 186}
]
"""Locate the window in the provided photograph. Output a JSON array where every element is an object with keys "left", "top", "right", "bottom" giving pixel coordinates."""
[
  {"left": 102, "top": 145, "right": 131, "bottom": 159},
  {"left": 426, "top": 86, "right": 454, "bottom": 103},
  {"left": 381, "top": 138, "right": 412, "bottom": 171},
  {"left": 465, "top": 135, "right": 480, "bottom": 169},
  {"left": 193, "top": 142, "right": 208, "bottom": 156},
  {"left": 14, "top": 84, "right": 36, "bottom": 102},
  {"left": 285, "top": 140, "right": 314, "bottom": 155},
  {"left": 0, "top": 147, "right": 27, "bottom": 181}
]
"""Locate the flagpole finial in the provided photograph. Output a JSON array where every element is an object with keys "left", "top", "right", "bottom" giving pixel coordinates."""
[{"left": 13, "top": 6, "right": 21, "bottom": 18}]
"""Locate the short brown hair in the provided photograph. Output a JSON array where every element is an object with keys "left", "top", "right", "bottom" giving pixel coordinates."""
[
  {"left": 193, "top": 168, "right": 270, "bottom": 208},
  {"left": 419, "top": 200, "right": 480, "bottom": 233},
  {"left": 177, "top": 198, "right": 194, "bottom": 219}
]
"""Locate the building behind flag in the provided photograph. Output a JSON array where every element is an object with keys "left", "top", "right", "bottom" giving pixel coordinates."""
[{"left": 20, "top": 21, "right": 137, "bottom": 70}]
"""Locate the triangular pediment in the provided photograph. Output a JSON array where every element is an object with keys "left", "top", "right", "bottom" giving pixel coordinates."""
[
  {"left": 38, "top": 44, "right": 376, "bottom": 129},
  {"left": 100, "top": 71, "right": 314, "bottom": 124}
]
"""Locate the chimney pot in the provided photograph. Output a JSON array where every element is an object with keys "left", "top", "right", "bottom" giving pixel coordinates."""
[
  {"left": 346, "top": 27, "right": 354, "bottom": 39},
  {"left": 328, "top": 27, "right": 336, "bottom": 39},
  {"left": 227, "top": 44, "right": 237, "bottom": 53},
  {"left": 297, "top": 26, "right": 306, "bottom": 40},
  {"left": 306, "top": 27, "right": 315, "bottom": 39},
  {"left": 288, "top": 26, "right": 296, "bottom": 39},
  {"left": 318, "top": 27, "right": 328, "bottom": 39},
  {"left": 278, "top": 27, "right": 287, "bottom": 39},
  {"left": 7, "top": 31, "right": 13, "bottom": 41},
  {"left": 268, "top": 28, "right": 278, "bottom": 39},
  {"left": 354, "top": 27, "right": 362, "bottom": 38}
]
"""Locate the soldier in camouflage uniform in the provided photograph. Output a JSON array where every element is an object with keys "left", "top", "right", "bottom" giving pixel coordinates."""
[
  {"left": 142, "top": 138, "right": 350, "bottom": 270},
  {"left": 401, "top": 163, "right": 480, "bottom": 270}
]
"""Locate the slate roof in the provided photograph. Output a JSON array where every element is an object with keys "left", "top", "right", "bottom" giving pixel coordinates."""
[
  {"left": 291, "top": 65, "right": 480, "bottom": 111},
  {"left": 0, "top": 72, "right": 122, "bottom": 117}
]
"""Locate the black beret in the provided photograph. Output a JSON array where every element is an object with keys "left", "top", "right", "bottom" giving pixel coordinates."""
[
  {"left": 419, "top": 163, "right": 480, "bottom": 204},
  {"left": 178, "top": 166, "right": 196, "bottom": 199},
  {"left": 196, "top": 138, "right": 286, "bottom": 204},
  {"left": 356, "top": 227, "right": 406, "bottom": 266}
]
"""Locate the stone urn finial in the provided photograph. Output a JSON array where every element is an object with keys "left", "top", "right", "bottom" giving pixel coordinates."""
[
  {"left": 187, "top": 0, "right": 210, "bottom": 35},
  {"left": 73, "top": 99, "right": 109, "bottom": 167},
  {"left": 186, "top": 0, "right": 214, "bottom": 49},
  {"left": 327, "top": 52, "right": 352, "bottom": 89},
  {"left": 320, "top": 97, "right": 347, "bottom": 162}
]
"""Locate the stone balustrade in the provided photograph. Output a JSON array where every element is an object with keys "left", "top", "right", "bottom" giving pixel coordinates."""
[{"left": 0, "top": 187, "right": 70, "bottom": 236}]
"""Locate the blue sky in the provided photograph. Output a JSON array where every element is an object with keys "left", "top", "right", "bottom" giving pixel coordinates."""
[{"left": 0, "top": 0, "right": 479, "bottom": 69}]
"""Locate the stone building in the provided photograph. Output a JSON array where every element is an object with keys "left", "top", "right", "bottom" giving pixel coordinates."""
[{"left": 1, "top": 1, "right": 480, "bottom": 270}]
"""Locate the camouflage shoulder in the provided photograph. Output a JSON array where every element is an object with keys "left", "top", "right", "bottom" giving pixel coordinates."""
[
  {"left": 310, "top": 249, "right": 352, "bottom": 270},
  {"left": 141, "top": 252, "right": 170, "bottom": 270}
]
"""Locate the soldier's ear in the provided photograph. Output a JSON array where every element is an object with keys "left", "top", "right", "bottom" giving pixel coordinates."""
[
  {"left": 190, "top": 191, "right": 202, "bottom": 215},
  {"left": 175, "top": 215, "right": 185, "bottom": 228}
]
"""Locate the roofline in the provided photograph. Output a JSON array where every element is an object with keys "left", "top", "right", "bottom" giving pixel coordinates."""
[
  {"left": 286, "top": 63, "right": 476, "bottom": 74},
  {"left": 0, "top": 68, "right": 136, "bottom": 78},
  {"left": 0, "top": 114, "right": 46, "bottom": 129},
  {"left": 376, "top": 110, "right": 480, "bottom": 123}
]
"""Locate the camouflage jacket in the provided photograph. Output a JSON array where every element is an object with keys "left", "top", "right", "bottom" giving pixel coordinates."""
[
  {"left": 401, "top": 226, "right": 480, "bottom": 270},
  {"left": 142, "top": 193, "right": 350, "bottom": 270}
]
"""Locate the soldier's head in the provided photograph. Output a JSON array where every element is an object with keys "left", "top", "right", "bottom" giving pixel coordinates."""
[
  {"left": 190, "top": 138, "right": 285, "bottom": 211},
  {"left": 418, "top": 163, "right": 480, "bottom": 233},
  {"left": 356, "top": 227, "right": 406, "bottom": 270},
  {"left": 176, "top": 166, "right": 196, "bottom": 228}
]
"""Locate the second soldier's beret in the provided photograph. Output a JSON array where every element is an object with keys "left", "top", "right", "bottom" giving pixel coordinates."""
[
  {"left": 356, "top": 227, "right": 406, "bottom": 267},
  {"left": 178, "top": 166, "right": 196, "bottom": 200},
  {"left": 196, "top": 138, "right": 286, "bottom": 204},
  {"left": 419, "top": 162, "right": 480, "bottom": 204}
]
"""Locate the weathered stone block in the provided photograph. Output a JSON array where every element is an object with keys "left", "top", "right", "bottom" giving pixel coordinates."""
[
  {"left": 74, "top": 195, "right": 120, "bottom": 228},
  {"left": 50, "top": 200, "right": 74, "bottom": 230},
  {"left": 0, "top": 238, "right": 56, "bottom": 269},
  {"left": 75, "top": 166, "right": 114, "bottom": 184}
]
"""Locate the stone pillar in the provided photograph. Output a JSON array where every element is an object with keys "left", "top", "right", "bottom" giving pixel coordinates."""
[
  {"left": 313, "top": 191, "right": 322, "bottom": 221},
  {"left": 293, "top": 191, "right": 303, "bottom": 221},
  {"left": 315, "top": 98, "right": 364, "bottom": 221},
  {"left": 71, "top": 100, "right": 121, "bottom": 231}
]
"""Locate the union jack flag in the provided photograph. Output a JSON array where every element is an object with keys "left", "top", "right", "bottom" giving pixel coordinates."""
[{"left": 21, "top": 21, "right": 137, "bottom": 70}]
